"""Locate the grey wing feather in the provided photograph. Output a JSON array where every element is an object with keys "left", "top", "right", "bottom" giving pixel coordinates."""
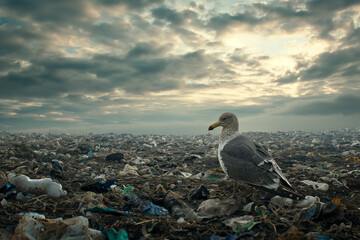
[
  {"left": 220, "top": 136, "right": 280, "bottom": 188},
  {"left": 253, "top": 141, "right": 272, "bottom": 159},
  {"left": 253, "top": 141, "right": 293, "bottom": 188}
]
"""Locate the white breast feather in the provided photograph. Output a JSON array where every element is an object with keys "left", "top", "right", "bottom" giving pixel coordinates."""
[{"left": 218, "top": 132, "right": 240, "bottom": 178}]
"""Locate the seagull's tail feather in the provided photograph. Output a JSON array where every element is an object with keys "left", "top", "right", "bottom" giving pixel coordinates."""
[{"left": 249, "top": 182, "right": 304, "bottom": 200}]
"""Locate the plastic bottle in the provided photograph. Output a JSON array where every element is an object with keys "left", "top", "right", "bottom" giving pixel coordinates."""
[{"left": 8, "top": 173, "right": 67, "bottom": 198}]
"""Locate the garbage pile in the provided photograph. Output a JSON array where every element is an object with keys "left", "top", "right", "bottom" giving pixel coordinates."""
[{"left": 0, "top": 129, "right": 359, "bottom": 239}]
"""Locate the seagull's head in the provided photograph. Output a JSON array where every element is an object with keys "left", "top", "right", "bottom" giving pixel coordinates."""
[{"left": 208, "top": 112, "right": 238, "bottom": 131}]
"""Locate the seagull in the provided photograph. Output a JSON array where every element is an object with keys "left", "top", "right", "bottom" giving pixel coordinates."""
[{"left": 208, "top": 112, "right": 302, "bottom": 199}]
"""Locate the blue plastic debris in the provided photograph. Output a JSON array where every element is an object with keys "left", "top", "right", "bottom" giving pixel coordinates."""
[
  {"left": 50, "top": 160, "right": 64, "bottom": 177},
  {"left": 88, "top": 151, "right": 93, "bottom": 157},
  {"left": 0, "top": 183, "right": 16, "bottom": 199},
  {"left": 312, "top": 233, "right": 331, "bottom": 240},
  {"left": 143, "top": 203, "right": 169, "bottom": 216},
  {"left": 126, "top": 195, "right": 169, "bottom": 216}
]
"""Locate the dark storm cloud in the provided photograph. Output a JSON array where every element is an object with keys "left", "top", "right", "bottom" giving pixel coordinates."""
[
  {"left": 151, "top": 6, "right": 202, "bottom": 41},
  {"left": 207, "top": 0, "right": 360, "bottom": 38},
  {"left": 96, "top": 0, "right": 164, "bottom": 10},
  {"left": 0, "top": 0, "right": 164, "bottom": 23},
  {"left": 276, "top": 45, "right": 360, "bottom": 84},
  {"left": 152, "top": 7, "right": 184, "bottom": 26},
  {"left": 126, "top": 42, "right": 169, "bottom": 59},
  {"left": 0, "top": 0, "right": 91, "bottom": 25},
  {"left": 207, "top": 12, "right": 262, "bottom": 32},
  {"left": 0, "top": 24, "right": 42, "bottom": 56},
  {"left": 285, "top": 94, "right": 360, "bottom": 115},
  {"left": 302, "top": 47, "right": 360, "bottom": 80},
  {"left": 0, "top": 55, "right": 108, "bottom": 98},
  {"left": 341, "top": 28, "right": 360, "bottom": 47},
  {"left": 306, "top": 0, "right": 359, "bottom": 12},
  {"left": 202, "top": 105, "right": 266, "bottom": 118},
  {"left": 0, "top": 38, "right": 239, "bottom": 98}
]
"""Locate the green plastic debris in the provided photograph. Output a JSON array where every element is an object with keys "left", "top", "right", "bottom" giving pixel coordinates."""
[
  {"left": 147, "top": 222, "right": 158, "bottom": 233},
  {"left": 254, "top": 206, "right": 269, "bottom": 216},
  {"left": 206, "top": 177, "right": 221, "bottom": 181},
  {"left": 235, "top": 221, "right": 261, "bottom": 232},
  {"left": 106, "top": 229, "right": 129, "bottom": 240},
  {"left": 121, "top": 185, "right": 134, "bottom": 196}
]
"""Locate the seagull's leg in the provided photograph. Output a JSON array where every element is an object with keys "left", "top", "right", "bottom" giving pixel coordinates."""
[{"left": 232, "top": 180, "right": 237, "bottom": 198}]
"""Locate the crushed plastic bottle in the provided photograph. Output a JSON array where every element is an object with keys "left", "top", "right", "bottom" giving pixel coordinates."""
[
  {"left": 126, "top": 194, "right": 169, "bottom": 216},
  {"left": 295, "top": 196, "right": 320, "bottom": 208},
  {"left": 197, "top": 198, "right": 239, "bottom": 220},
  {"left": 301, "top": 180, "right": 329, "bottom": 191},
  {"left": 164, "top": 191, "right": 197, "bottom": 220},
  {"left": 270, "top": 195, "right": 294, "bottom": 208},
  {"left": 223, "top": 215, "right": 260, "bottom": 231},
  {"left": 8, "top": 173, "right": 67, "bottom": 198}
]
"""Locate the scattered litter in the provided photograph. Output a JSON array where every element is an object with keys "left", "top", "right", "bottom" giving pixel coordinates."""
[{"left": 0, "top": 130, "right": 359, "bottom": 239}]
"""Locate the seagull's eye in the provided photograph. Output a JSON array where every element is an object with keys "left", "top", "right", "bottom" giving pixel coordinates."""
[{"left": 222, "top": 117, "right": 227, "bottom": 121}]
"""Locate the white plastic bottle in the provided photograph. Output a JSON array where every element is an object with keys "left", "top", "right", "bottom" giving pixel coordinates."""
[{"left": 8, "top": 173, "right": 67, "bottom": 198}]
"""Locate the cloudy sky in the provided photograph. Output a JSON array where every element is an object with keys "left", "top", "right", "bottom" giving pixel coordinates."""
[{"left": 0, "top": 0, "right": 359, "bottom": 135}]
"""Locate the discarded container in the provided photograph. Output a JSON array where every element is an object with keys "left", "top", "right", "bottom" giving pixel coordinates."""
[
  {"left": 8, "top": 173, "right": 67, "bottom": 198},
  {"left": 223, "top": 215, "right": 260, "bottom": 231},
  {"left": 296, "top": 196, "right": 320, "bottom": 208},
  {"left": 164, "top": 191, "right": 196, "bottom": 220},
  {"left": 270, "top": 196, "right": 293, "bottom": 208},
  {"left": 197, "top": 198, "right": 239, "bottom": 220},
  {"left": 301, "top": 180, "right": 329, "bottom": 191}
]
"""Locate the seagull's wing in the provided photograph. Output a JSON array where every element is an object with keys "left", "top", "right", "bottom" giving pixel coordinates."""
[
  {"left": 220, "top": 136, "right": 281, "bottom": 189},
  {"left": 220, "top": 135, "right": 303, "bottom": 198},
  {"left": 252, "top": 141, "right": 293, "bottom": 189}
]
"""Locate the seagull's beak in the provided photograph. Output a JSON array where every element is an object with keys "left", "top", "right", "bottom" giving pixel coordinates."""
[{"left": 208, "top": 122, "right": 221, "bottom": 131}]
